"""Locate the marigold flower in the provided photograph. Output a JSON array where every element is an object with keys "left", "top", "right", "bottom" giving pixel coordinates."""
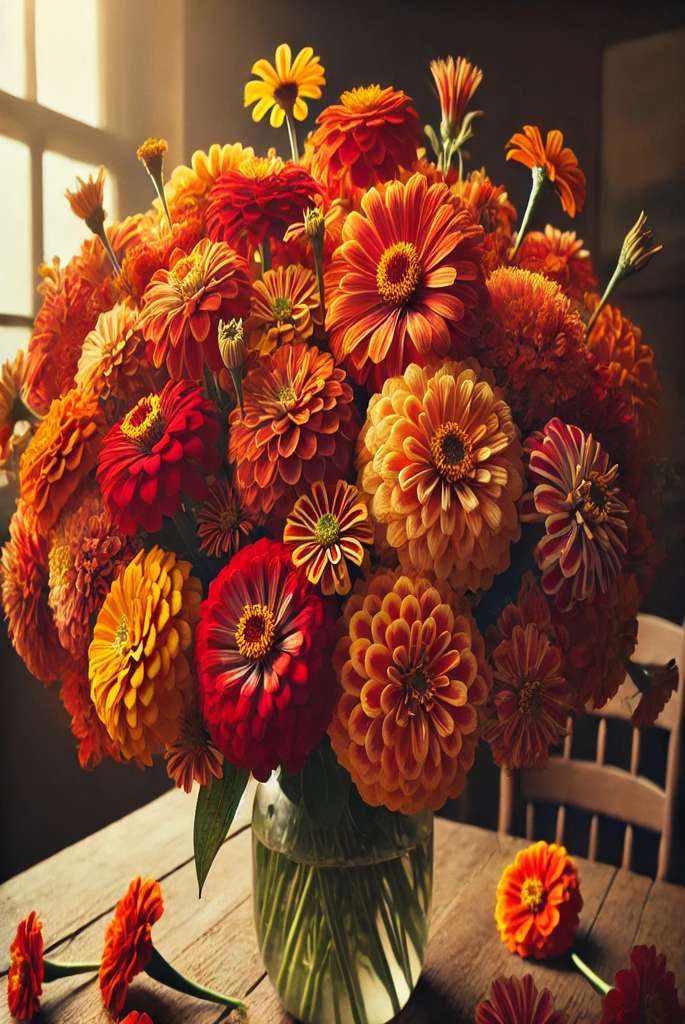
[
  {"left": 7, "top": 911, "right": 44, "bottom": 1021},
  {"left": 165, "top": 705, "right": 224, "bottom": 793},
  {"left": 60, "top": 668, "right": 120, "bottom": 769},
  {"left": 521, "top": 418, "right": 629, "bottom": 611},
  {"left": 163, "top": 142, "right": 253, "bottom": 216},
  {"left": 99, "top": 877, "right": 164, "bottom": 1015},
  {"left": 310, "top": 85, "right": 421, "bottom": 194},
  {"left": 357, "top": 360, "right": 524, "bottom": 592},
  {"left": 244, "top": 43, "right": 325, "bottom": 127},
  {"left": 0, "top": 349, "right": 33, "bottom": 471},
  {"left": 506, "top": 125, "right": 586, "bottom": 217},
  {"left": 97, "top": 380, "right": 219, "bottom": 535},
  {"left": 430, "top": 55, "right": 483, "bottom": 136},
  {"left": 326, "top": 173, "right": 486, "bottom": 388},
  {"left": 196, "top": 538, "right": 335, "bottom": 780},
  {"left": 475, "top": 974, "right": 567, "bottom": 1024},
  {"left": 136, "top": 137, "right": 168, "bottom": 176},
  {"left": 329, "top": 569, "right": 491, "bottom": 813},
  {"left": 599, "top": 945, "right": 684, "bottom": 1024},
  {"left": 19, "top": 387, "right": 103, "bottom": 537},
  {"left": 517, "top": 225, "right": 597, "bottom": 301},
  {"left": 76, "top": 302, "right": 156, "bottom": 404},
  {"left": 196, "top": 478, "right": 253, "bottom": 559},
  {"left": 246, "top": 264, "right": 321, "bottom": 356},
  {"left": 283, "top": 479, "right": 373, "bottom": 596},
  {"left": 228, "top": 341, "right": 359, "bottom": 522},
  {"left": 89, "top": 546, "right": 201, "bottom": 764},
  {"left": 495, "top": 840, "right": 582, "bottom": 959},
  {"left": 65, "top": 165, "right": 107, "bottom": 231}
]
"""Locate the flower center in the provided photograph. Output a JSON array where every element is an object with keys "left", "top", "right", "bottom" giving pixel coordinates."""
[
  {"left": 272, "top": 296, "right": 294, "bottom": 321},
  {"left": 113, "top": 615, "right": 129, "bottom": 655},
  {"left": 341, "top": 84, "right": 384, "bottom": 112},
  {"left": 402, "top": 666, "right": 435, "bottom": 712},
  {"left": 277, "top": 383, "right": 297, "bottom": 408},
  {"left": 430, "top": 422, "right": 474, "bottom": 482},
  {"left": 274, "top": 81, "right": 299, "bottom": 109},
  {"left": 573, "top": 470, "right": 614, "bottom": 525},
  {"left": 169, "top": 253, "right": 203, "bottom": 299},
  {"left": 235, "top": 603, "right": 276, "bottom": 661},
  {"left": 377, "top": 242, "right": 421, "bottom": 305},
  {"left": 314, "top": 512, "right": 341, "bottom": 548},
  {"left": 518, "top": 679, "right": 544, "bottom": 717},
  {"left": 520, "top": 877, "right": 546, "bottom": 913},
  {"left": 121, "top": 394, "right": 165, "bottom": 446},
  {"left": 218, "top": 504, "right": 240, "bottom": 532},
  {"left": 49, "top": 541, "right": 73, "bottom": 587}
]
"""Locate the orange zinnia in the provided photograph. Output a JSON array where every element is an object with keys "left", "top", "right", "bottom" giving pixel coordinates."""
[
  {"left": 99, "top": 877, "right": 164, "bottom": 1014},
  {"left": 495, "top": 840, "right": 583, "bottom": 959},
  {"left": 7, "top": 911, "right": 44, "bottom": 1021},
  {"left": 517, "top": 225, "right": 597, "bottom": 300},
  {"left": 76, "top": 302, "right": 156, "bottom": 404},
  {"left": 246, "top": 263, "right": 321, "bottom": 355},
  {"left": 506, "top": 125, "right": 586, "bottom": 217}
]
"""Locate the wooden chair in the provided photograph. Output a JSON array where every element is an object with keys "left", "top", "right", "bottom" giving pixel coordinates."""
[{"left": 498, "top": 613, "right": 684, "bottom": 881}]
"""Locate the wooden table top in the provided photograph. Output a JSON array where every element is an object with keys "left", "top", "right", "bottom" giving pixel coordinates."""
[{"left": 2, "top": 787, "right": 684, "bottom": 1023}]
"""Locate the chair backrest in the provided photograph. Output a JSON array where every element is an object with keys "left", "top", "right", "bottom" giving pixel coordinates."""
[{"left": 498, "top": 613, "right": 684, "bottom": 881}]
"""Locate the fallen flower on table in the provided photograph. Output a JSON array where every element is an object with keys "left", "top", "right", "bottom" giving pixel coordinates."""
[
  {"left": 572, "top": 944, "right": 685, "bottom": 1022},
  {"left": 120, "top": 1013, "right": 155, "bottom": 1024},
  {"left": 475, "top": 974, "right": 566, "bottom": 1024}
]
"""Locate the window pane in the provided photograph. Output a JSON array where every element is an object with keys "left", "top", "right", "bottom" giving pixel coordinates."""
[
  {"left": 0, "top": 0, "right": 26, "bottom": 97},
  {"left": 0, "top": 326, "right": 30, "bottom": 365},
  {"left": 35, "top": 0, "right": 99, "bottom": 125},
  {"left": 43, "top": 151, "right": 116, "bottom": 266},
  {"left": 0, "top": 137, "right": 32, "bottom": 316}
]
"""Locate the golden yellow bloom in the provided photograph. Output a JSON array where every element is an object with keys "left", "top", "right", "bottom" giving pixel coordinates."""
[
  {"left": 244, "top": 43, "right": 325, "bottom": 127},
  {"left": 164, "top": 143, "right": 254, "bottom": 216},
  {"left": 65, "top": 166, "right": 107, "bottom": 233},
  {"left": 136, "top": 137, "right": 168, "bottom": 175},
  {"left": 89, "top": 546, "right": 202, "bottom": 765},
  {"left": 246, "top": 264, "right": 321, "bottom": 356}
]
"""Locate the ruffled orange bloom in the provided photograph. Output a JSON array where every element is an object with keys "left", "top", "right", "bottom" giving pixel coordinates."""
[
  {"left": 65, "top": 165, "right": 107, "bottom": 230},
  {"left": 89, "top": 546, "right": 201, "bottom": 764},
  {"left": 138, "top": 237, "right": 252, "bottom": 380},
  {"left": 517, "top": 225, "right": 597, "bottom": 300},
  {"left": 357, "top": 361, "right": 524, "bottom": 592},
  {"left": 7, "top": 911, "right": 44, "bottom": 1021},
  {"left": 246, "top": 263, "right": 321, "bottom": 355},
  {"left": 451, "top": 168, "right": 517, "bottom": 273},
  {"left": 164, "top": 705, "right": 224, "bottom": 793},
  {"left": 495, "top": 841, "right": 583, "bottom": 959},
  {"left": 60, "top": 668, "right": 120, "bottom": 769},
  {"left": 163, "top": 143, "right": 253, "bottom": 217},
  {"left": 506, "top": 125, "right": 586, "bottom": 218},
  {"left": 99, "top": 877, "right": 164, "bottom": 1015},
  {"left": 228, "top": 341, "right": 359, "bottom": 521},
  {"left": 0, "top": 349, "right": 33, "bottom": 471},
  {"left": 326, "top": 173, "right": 486, "bottom": 388},
  {"left": 430, "top": 56, "right": 482, "bottom": 135},
  {"left": 283, "top": 479, "right": 373, "bottom": 595},
  {"left": 76, "top": 302, "right": 156, "bottom": 404},
  {"left": 196, "top": 478, "right": 254, "bottom": 559},
  {"left": 244, "top": 43, "right": 325, "bottom": 127},
  {"left": 329, "top": 569, "right": 491, "bottom": 813},
  {"left": 19, "top": 387, "right": 103, "bottom": 537}
]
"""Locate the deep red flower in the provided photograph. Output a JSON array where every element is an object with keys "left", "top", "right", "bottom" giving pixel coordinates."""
[
  {"left": 99, "top": 877, "right": 164, "bottom": 1015},
  {"left": 475, "top": 974, "right": 566, "bottom": 1024},
  {"left": 599, "top": 945, "right": 685, "bottom": 1024},
  {"left": 7, "top": 912, "right": 44, "bottom": 1021}
]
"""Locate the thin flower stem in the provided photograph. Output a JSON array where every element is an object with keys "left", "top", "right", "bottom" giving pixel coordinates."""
[
  {"left": 511, "top": 165, "right": 546, "bottom": 257},
  {"left": 151, "top": 176, "right": 174, "bottom": 232},
  {"left": 571, "top": 952, "right": 612, "bottom": 996},
  {"left": 275, "top": 865, "right": 314, "bottom": 990},
  {"left": 96, "top": 226, "right": 121, "bottom": 275},
  {"left": 285, "top": 110, "right": 300, "bottom": 163},
  {"left": 42, "top": 959, "right": 99, "bottom": 981},
  {"left": 146, "top": 946, "right": 247, "bottom": 1010},
  {"left": 585, "top": 262, "right": 624, "bottom": 337}
]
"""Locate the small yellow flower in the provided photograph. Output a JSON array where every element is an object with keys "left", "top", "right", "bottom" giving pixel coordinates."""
[
  {"left": 136, "top": 136, "right": 168, "bottom": 177},
  {"left": 244, "top": 43, "right": 325, "bottom": 127}
]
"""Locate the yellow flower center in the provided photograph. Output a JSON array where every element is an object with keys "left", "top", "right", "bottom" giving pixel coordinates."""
[
  {"left": 430, "top": 422, "right": 474, "bottom": 482},
  {"left": 235, "top": 603, "right": 276, "bottom": 660},
  {"left": 169, "top": 252, "right": 204, "bottom": 299},
  {"left": 574, "top": 471, "right": 612, "bottom": 525},
  {"left": 518, "top": 679, "right": 544, "bottom": 717},
  {"left": 520, "top": 877, "right": 546, "bottom": 913},
  {"left": 376, "top": 242, "right": 421, "bottom": 305},
  {"left": 272, "top": 296, "right": 294, "bottom": 321},
  {"left": 113, "top": 615, "right": 130, "bottom": 655},
  {"left": 121, "top": 394, "right": 164, "bottom": 446},
  {"left": 314, "top": 512, "right": 341, "bottom": 548},
  {"left": 341, "top": 84, "right": 384, "bottom": 112},
  {"left": 277, "top": 384, "right": 297, "bottom": 408},
  {"left": 49, "top": 541, "right": 73, "bottom": 587}
]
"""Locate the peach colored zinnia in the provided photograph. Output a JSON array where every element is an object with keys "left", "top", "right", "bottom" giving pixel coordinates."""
[{"left": 76, "top": 301, "right": 156, "bottom": 404}]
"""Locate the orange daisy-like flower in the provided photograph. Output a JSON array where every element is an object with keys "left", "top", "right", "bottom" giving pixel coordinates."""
[
  {"left": 475, "top": 975, "right": 567, "bottom": 1024},
  {"left": 65, "top": 165, "right": 107, "bottom": 231},
  {"left": 506, "top": 125, "right": 586, "bottom": 218},
  {"left": 495, "top": 840, "right": 583, "bottom": 959},
  {"left": 164, "top": 705, "right": 224, "bottom": 793},
  {"left": 89, "top": 546, "right": 202, "bottom": 765},
  {"left": 246, "top": 263, "right": 321, "bottom": 356},
  {"left": 99, "top": 877, "right": 164, "bottom": 1015},
  {"left": 19, "top": 387, "right": 103, "bottom": 538},
  {"left": 138, "top": 237, "right": 252, "bottom": 380},
  {"left": 228, "top": 341, "right": 359, "bottom": 522},
  {"left": 7, "top": 911, "right": 44, "bottom": 1021},
  {"left": 196, "top": 478, "right": 253, "bottom": 559},
  {"left": 283, "top": 479, "right": 373, "bottom": 596},
  {"left": 76, "top": 302, "right": 157, "bottom": 405},
  {"left": 517, "top": 225, "right": 597, "bottom": 301},
  {"left": 60, "top": 668, "right": 120, "bottom": 769},
  {"left": 163, "top": 143, "right": 254, "bottom": 217},
  {"left": 326, "top": 173, "right": 486, "bottom": 388},
  {"left": 311, "top": 85, "right": 421, "bottom": 194},
  {"left": 0, "top": 349, "right": 33, "bottom": 471},
  {"left": 330, "top": 569, "right": 491, "bottom": 813},
  {"left": 430, "top": 55, "right": 483, "bottom": 135},
  {"left": 357, "top": 360, "right": 524, "bottom": 592},
  {"left": 244, "top": 43, "right": 325, "bottom": 127}
]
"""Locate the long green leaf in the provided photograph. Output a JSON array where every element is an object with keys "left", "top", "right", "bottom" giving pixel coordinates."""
[{"left": 193, "top": 763, "right": 249, "bottom": 896}]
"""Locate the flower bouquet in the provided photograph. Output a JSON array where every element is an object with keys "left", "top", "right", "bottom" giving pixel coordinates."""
[{"left": 2, "top": 38, "right": 677, "bottom": 1024}]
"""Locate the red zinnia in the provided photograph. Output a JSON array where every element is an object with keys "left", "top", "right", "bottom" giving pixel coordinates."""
[
  {"left": 99, "top": 877, "right": 164, "bottom": 1015},
  {"left": 196, "top": 538, "right": 335, "bottom": 781},
  {"left": 7, "top": 912, "right": 44, "bottom": 1021},
  {"left": 97, "top": 380, "right": 219, "bottom": 535},
  {"left": 599, "top": 945, "right": 685, "bottom": 1024},
  {"left": 475, "top": 974, "right": 567, "bottom": 1024}
]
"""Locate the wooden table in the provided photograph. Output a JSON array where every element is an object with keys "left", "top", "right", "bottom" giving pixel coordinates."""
[{"left": 2, "top": 787, "right": 684, "bottom": 1023}]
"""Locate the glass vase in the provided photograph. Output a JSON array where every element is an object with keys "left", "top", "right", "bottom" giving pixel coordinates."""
[{"left": 252, "top": 775, "right": 433, "bottom": 1024}]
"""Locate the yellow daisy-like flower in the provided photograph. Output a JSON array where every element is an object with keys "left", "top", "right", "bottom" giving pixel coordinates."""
[
  {"left": 246, "top": 263, "right": 321, "bottom": 356},
  {"left": 88, "top": 546, "right": 202, "bottom": 765},
  {"left": 244, "top": 43, "right": 325, "bottom": 127}
]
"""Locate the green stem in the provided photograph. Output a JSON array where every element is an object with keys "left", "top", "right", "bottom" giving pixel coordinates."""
[
  {"left": 511, "top": 164, "right": 546, "bottom": 257},
  {"left": 585, "top": 261, "right": 624, "bottom": 337},
  {"left": 285, "top": 110, "right": 300, "bottom": 163},
  {"left": 42, "top": 959, "right": 99, "bottom": 981},
  {"left": 146, "top": 946, "right": 246, "bottom": 1010},
  {"left": 275, "top": 865, "right": 314, "bottom": 990},
  {"left": 571, "top": 952, "right": 612, "bottom": 996}
]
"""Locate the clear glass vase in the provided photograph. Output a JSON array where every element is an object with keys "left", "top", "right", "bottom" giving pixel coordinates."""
[{"left": 252, "top": 775, "right": 433, "bottom": 1024}]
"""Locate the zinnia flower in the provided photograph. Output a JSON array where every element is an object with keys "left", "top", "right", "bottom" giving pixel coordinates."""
[
  {"left": 89, "top": 546, "right": 201, "bottom": 764},
  {"left": 60, "top": 668, "right": 120, "bottom": 769},
  {"left": 495, "top": 840, "right": 583, "bottom": 959},
  {"left": 310, "top": 85, "right": 421, "bottom": 194},
  {"left": 99, "top": 877, "right": 164, "bottom": 1015},
  {"left": 228, "top": 341, "right": 359, "bottom": 522},
  {"left": 164, "top": 706, "right": 224, "bottom": 793},
  {"left": 329, "top": 569, "right": 491, "bottom": 813},
  {"left": 19, "top": 387, "right": 103, "bottom": 537},
  {"left": 326, "top": 172, "right": 486, "bottom": 388},
  {"left": 475, "top": 974, "right": 567, "bottom": 1024},
  {"left": 76, "top": 302, "right": 156, "bottom": 404},
  {"left": 283, "top": 479, "right": 373, "bottom": 595},
  {"left": 357, "top": 360, "right": 524, "bottom": 592},
  {"left": 138, "top": 237, "right": 252, "bottom": 380},
  {"left": 0, "top": 349, "right": 33, "bottom": 471},
  {"left": 206, "top": 152, "right": 320, "bottom": 250},
  {"left": 163, "top": 142, "right": 254, "bottom": 217},
  {"left": 196, "top": 538, "right": 335, "bottom": 781},
  {"left": 244, "top": 43, "right": 325, "bottom": 126},
  {"left": 97, "top": 380, "right": 220, "bottom": 536},
  {"left": 517, "top": 225, "right": 597, "bottom": 301},
  {"left": 245, "top": 263, "right": 321, "bottom": 355},
  {"left": 7, "top": 911, "right": 44, "bottom": 1021},
  {"left": 599, "top": 945, "right": 685, "bottom": 1024},
  {"left": 521, "top": 418, "right": 629, "bottom": 611},
  {"left": 452, "top": 168, "right": 517, "bottom": 273},
  {"left": 506, "top": 125, "right": 586, "bottom": 217},
  {"left": 430, "top": 55, "right": 483, "bottom": 137},
  {"left": 196, "top": 478, "right": 253, "bottom": 559}
]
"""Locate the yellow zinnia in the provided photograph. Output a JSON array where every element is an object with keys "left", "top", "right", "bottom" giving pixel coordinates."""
[{"left": 244, "top": 43, "right": 325, "bottom": 127}]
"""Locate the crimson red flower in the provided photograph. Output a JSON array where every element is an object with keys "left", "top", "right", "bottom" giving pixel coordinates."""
[
  {"left": 97, "top": 380, "right": 219, "bottom": 535},
  {"left": 196, "top": 539, "right": 335, "bottom": 780},
  {"left": 7, "top": 912, "right": 44, "bottom": 1021},
  {"left": 475, "top": 974, "right": 566, "bottom": 1024},
  {"left": 99, "top": 877, "right": 164, "bottom": 1015},
  {"left": 599, "top": 945, "right": 684, "bottom": 1024}
]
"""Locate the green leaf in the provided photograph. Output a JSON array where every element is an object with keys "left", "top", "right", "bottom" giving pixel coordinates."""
[
  {"left": 302, "top": 739, "right": 350, "bottom": 830},
  {"left": 193, "top": 762, "right": 249, "bottom": 896}
]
